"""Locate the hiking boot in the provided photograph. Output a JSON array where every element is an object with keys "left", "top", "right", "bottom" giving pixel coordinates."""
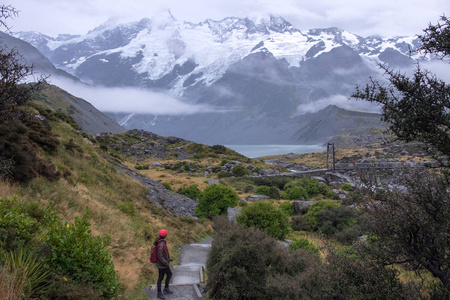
[
  {"left": 157, "top": 291, "right": 165, "bottom": 299},
  {"left": 163, "top": 287, "right": 173, "bottom": 294}
]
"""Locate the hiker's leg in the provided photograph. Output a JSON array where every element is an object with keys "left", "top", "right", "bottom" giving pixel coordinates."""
[
  {"left": 157, "top": 268, "right": 165, "bottom": 292},
  {"left": 164, "top": 268, "right": 172, "bottom": 288}
]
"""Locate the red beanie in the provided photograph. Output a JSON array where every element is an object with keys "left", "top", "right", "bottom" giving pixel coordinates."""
[{"left": 159, "top": 229, "right": 168, "bottom": 238}]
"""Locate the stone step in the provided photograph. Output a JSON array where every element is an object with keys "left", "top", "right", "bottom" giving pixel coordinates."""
[{"left": 144, "top": 284, "right": 203, "bottom": 300}]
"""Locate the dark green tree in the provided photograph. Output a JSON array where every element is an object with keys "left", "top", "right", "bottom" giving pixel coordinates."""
[{"left": 351, "top": 16, "right": 450, "bottom": 293}]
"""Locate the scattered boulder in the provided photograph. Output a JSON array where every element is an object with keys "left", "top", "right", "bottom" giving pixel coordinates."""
[
  {"left": 293, "top": 200, "right": 314, "bottom": 215},
  {"left": 151, "top": 162, "right": 162, "bottom": 167},
  {"left": 247, "top": 195, "right": 270, "bottom": 201},
  {"left": 338, "top": 194, "right": 347, "bottom": 200},
  {"left": 325, "top": 172, "right": 353, "bottom": 185}
]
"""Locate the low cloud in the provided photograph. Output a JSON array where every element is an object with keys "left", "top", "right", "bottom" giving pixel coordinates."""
[
  {"left": 50, "top": 77, "right": 229, "bottom": 115},
  {"left": 296, "top": 95, "right": 381, "bottom": 115}
]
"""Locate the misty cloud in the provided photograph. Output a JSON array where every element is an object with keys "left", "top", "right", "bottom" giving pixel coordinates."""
[
  {"left": 12, "top": 0, "right": 450, "bottom": 38},
  {"left": 296, "top": 95, "right": 381, "bottom": 115},
  {"left": 50, "top": 77, "right": 229, "bottom": 115}
]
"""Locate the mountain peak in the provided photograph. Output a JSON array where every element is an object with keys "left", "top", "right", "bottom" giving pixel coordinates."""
[{"left": 255, "top": 14, "right": 298, "bottom": 33}]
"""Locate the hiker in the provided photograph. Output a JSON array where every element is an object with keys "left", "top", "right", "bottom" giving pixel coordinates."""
[{"left": 155, "top": 229, "right": 173, "bottom": 299}]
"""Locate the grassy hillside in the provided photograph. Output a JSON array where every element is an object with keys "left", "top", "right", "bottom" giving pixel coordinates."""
[{"left": 0, "top": 100, "right": 214, "bottom": 298}]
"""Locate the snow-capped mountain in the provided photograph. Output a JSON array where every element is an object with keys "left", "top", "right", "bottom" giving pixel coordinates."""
[
  {"left": 15, "top": 11, "right": 419, "bottom": 144},
  {"left": 16, "top": 11, "right": 418, "bottom": 96}
]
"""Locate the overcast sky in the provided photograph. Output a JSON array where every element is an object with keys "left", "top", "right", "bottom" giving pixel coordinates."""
[{"left": 8, "top": 0, "right": 450, "bottom": 38}]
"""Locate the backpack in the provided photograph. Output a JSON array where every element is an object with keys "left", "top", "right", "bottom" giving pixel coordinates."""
[
  {"left": 150, "top": 241, "right": 168, "bottom": 263},
  {"left": 150, "top": 243, "right": 159, "bottom": 263}
]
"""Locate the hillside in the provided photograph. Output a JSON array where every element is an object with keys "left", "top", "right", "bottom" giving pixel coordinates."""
[
  {"left": 32, "top": 84, "right": 125, "bottom": 135},
  {"left": 0, "top": 99, "right": 215, "bottom": 298}
]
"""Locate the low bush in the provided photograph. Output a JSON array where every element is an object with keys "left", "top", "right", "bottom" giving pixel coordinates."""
[
  {"left": 267, "top": 186, "right": 281, "bottom": 199},
  {"left": 287, "top": 186, "right": 308, "bottom": 200},
  {"left": 290, "top": 215, "right": 311, "bottom": 231},
  {"left": 231, "top": 164, "right": 250, "bottom": 177},
  {"left": 217, "top": 171, "right": 231, "bottom": 178},
  {"left": 44, "top": 210, "right": 119, "bottom": 298},
  {"left": 304, "top": 200, "right": 340, "bottom": 230},
  {"left": 341, "top": 183, "right": 354, "bottom": 191},
  {"left": 0, "top": 196, "right": 37, "bottom": 252},
  {"left": 161, "top": 182, "right": 172, "bottom": 191},
  {"left": 289, "top": 238, "right": 319, "bottom": 254},
  {"left": 195, "top": 184, "right": 239, "bottom": 218},
  {"left": 177, "top": 185, "right": 202, "bottom": 200},
  {"left": 237, "top": 201, "right": 290, "bottom": 240},
  {"left": 278, "top": 201, "right": 294, "bottom": 216},
  {"left": 283, "top": 178, "right": 331, "bottom": 199},
  {"left": 207, "top": 217, "right": 324, "bottom": 300},
  {"left": 256, "top": 185, "right": 270, "bottom": 195}
]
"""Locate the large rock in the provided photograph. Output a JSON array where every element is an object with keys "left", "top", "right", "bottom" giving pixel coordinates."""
[
  {"left": 325, "top": 172, "right": 353, "bottom": 185},
  {"left": 293, "top": 200, "right": 314, "bottom": 215}
]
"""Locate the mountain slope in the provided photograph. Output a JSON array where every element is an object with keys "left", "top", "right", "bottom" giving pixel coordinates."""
[
  {"left": 0, "top": 31, "right": 79, "bottom": 81},
  {"left": 32, "top": 84, "right": 125, "bottom": 135},
  {"left": 15, "top": 13, "right": 409, "bottom": 144}
]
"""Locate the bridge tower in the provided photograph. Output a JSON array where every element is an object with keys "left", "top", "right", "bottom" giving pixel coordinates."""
[{"left": 327, "top": 142, "right": 336, "bottom": 172}]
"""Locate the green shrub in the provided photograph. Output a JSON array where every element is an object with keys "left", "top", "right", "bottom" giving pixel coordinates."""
[
  {"left": 231, "top": 165, "right": 250, "bottom": 177},
  {"left": 256, "top": 185, "right": 270, "bottom": 195},
  {"left": 44, "top": 210, "right": 119, "bottom": 298},
  {"left": 177, "top": 185, "right": 202, "bottom": 200},
  {"left": 134, "top": 164, "right": 149, "bottom": 170},
  {"left": 244, "top": 185, "right": 254, "bottom": 193},
  {"left": 207, "top": 217, "right": 324, "bottom": 300},
  {"left": 304, "top": 200, "right": 340, "bottom": 230},
  {"left": 237, "top": 201, "right": 290, "bottom": 240},
  {"left": 341, "top": 183, "right": 354, "bottom": 191},
  {"left": 212, "top": 145, "right": 227, "bottom": 154},
  {"left": 220, "top": 159, "right": 228, "bottom": 166},
  {"left": 290, "top": 215, "right": 311, "bottom": 231},
  {"left": 284, "top": 178, "right": 331, "bottom": 199},
  {"left": 195, "top": 184, "right": 239, "bottom": 218},
  {"left": 280, "top": 191, "right": 289, "bottom": 199},
  {"left": 116, "top": 201, "right": 136, "bottom": 216},
  {"left": 217, "top": 171, "right": 231, "bottom": 178},
  {"left": 278, "top": 201, "right": 294, "bottom": 216},
  {"left": 267, "top": 186, "right": 281, "bottom": 199},
  {"left": 289, "top": 238, "right": 319, "bottom": 254},
  {"left": 0, "top": 196, "right": 37, "bottom": 251},
  {"left": 238, "top": 201, "right": 248, "bottom": 208},
  {"left": 316, "top": 206, "right": 359, "bottom": 236},
  {"left": 288, "top": 186, "right": 308, "bottom": 200},
  {"left": 161, "top": 182, "right": 172, "bottom": 191}
]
